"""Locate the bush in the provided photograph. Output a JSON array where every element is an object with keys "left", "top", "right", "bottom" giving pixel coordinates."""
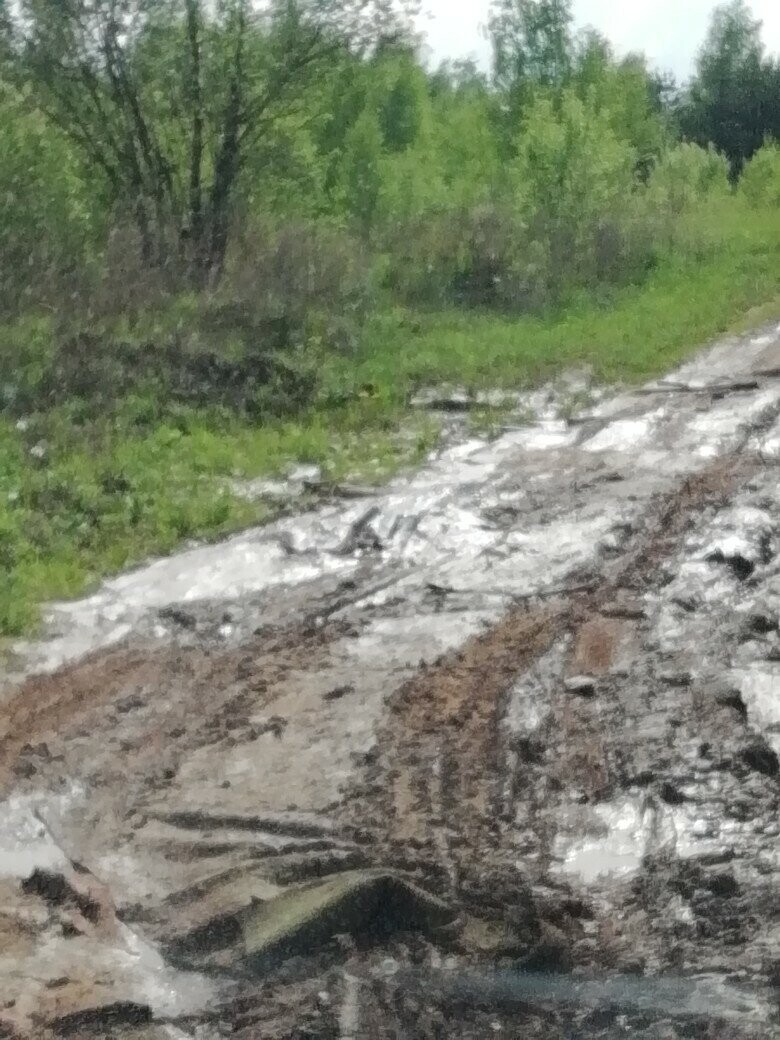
[
  {"left": 739, "top": 140, "right": 780, "bottom": 208},
  {"left": 646, "top": 143, "right": 730, "bottom": 215},
  {"left": 1, "top": 221, "right": 376, "bottom": 426},
  {"left": 505, "top": 90, "right": 649, "bottom": 304},
  {"left": 220, "top": 221, "right": 375, "bottom": 352},
  {"left": 381, "top": 205, "right": 534, "bottom": 309}
]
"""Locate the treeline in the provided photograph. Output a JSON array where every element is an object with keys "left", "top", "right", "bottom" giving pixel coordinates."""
[{"left": 0, "top": 0, "right": 778, "bottom": 323}]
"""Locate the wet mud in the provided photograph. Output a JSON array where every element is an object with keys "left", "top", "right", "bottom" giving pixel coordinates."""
[{"left": 1, "top": 322, "right": 779, "bottom": 1038}]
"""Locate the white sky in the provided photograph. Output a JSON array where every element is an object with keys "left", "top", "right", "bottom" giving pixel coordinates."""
[{"left": 417, "top": 1, "right": 780, "bottom": 80}]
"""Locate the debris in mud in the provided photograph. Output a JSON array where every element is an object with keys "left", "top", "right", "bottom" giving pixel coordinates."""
[
  {"left": 657, "top": 670, "right": 692, "bottom": 687},
  {"left": 158, "top": 606, "right": 197, "bottom": 630},
  {"left": 250, "top": 715, "right": 288, "bottom": 739},
  {"left": 393, "top": 967, "right": 769, "bottom": 1024},
  {"left": 166, "top": 870, "right": 454, "bottom": 973},
  {"left": 564, "top": 675, "right": 597, "bottom": 697},
  {"left": 50, "top": 1001, "right": 152, "bottom": 1036},
  {"left": 21, "top": 863, "right": 118, "bottom": 942},
  {"left": 323, "top": 684, "right": 355, "bottom": 702},
  {"left": 707, "top": 547, "right": 757, "bottom": 581}
]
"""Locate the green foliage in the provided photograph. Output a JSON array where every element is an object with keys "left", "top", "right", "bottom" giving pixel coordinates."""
[
  {"left": 680, "top": 1, "right": 780, "bottom": 173},
  {"left": 15, "top": 0, "right": 420, "bottom": 279},
  {"left": 512, "top": 90, "right": 636, "bottom": 224},
  {"left": 646, "top": 142, "right": 731, "bottom": 215},
  {"left": 378, "top": 59, "right": 426, "bottom": 152},
  {"left": 507, "top": 89, "right": 640, "bottom": 300},
  {"left": 0, "top": 82, "right": 96, "bottom": 314},
  {"left": 338, "top": 107, "right": 384, "bottom": 235},
  {"left": 739, "top": 139, "right": 780, "bottom": 207},
  {"left": 431, "top": 88, "right": 501, "bottom": 208},
  {"left": 573, "top": 42, "right": 668, "bottom": 174},
  {"left": 489, "top": 0, "right": 573, "bottom": 94},
  {"left": 2, "top": 195, "right": 779, "bottom": 636}
]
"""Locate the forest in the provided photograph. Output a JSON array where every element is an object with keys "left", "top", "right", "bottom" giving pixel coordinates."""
[{"left": 0, "top": 0, "right": 779, "bottom": 636}]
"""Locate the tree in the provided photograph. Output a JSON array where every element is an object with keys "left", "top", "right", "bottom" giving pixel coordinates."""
[
  {"left": 15, "top": 0, "right": 419, "bottom": 284},
  {"left": 378, "top": 58, "right": 426, "bottom": 152},
  {"left": 680, "top": 0, "right": 780, "bottom": 173},
  {"left": 489, "top": 0, "right": 573, "bottom": 96},
  {"left": 0, "top": 80, "right": 95, "bottom": 312},
  {"left": 572, "top": 37, "right": 668, "bottom": 177},
  {"left": 339, "top": 106, "right": 383, "bottom": 236},
  {"left": 428, "top": 58, "right": 488, "bottom": 99},
  {"left": 509, "top": 88, "right": 638, "bottom": 298}
]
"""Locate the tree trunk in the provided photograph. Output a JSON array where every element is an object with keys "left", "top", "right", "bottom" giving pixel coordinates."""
[
  {"left": 203, "top": 0, "right": 247, "bottom": 283},
  {"left": 184, "top": 0, "right": 206, "bottom": 284}
]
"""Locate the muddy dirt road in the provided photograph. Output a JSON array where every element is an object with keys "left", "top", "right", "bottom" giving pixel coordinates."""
[{"left": 1, "top": 322, "right": 779, "bottom": 1039}]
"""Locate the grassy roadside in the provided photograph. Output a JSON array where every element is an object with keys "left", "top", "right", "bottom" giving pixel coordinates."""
[{"left": 1, "top": 204, "right": 779, "bottom": 638}]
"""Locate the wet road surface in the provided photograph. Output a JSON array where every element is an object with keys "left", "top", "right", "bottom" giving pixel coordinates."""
[{"left": 1, "top": 321, "right": 779, "bottom": 1038}]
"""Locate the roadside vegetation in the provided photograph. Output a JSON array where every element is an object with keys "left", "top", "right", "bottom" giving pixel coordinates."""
[{"left": 0, "top": 0, "right": 779, "bottom": 636}]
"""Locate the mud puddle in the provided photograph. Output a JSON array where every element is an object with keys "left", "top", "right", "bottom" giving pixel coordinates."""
[{"left": 0, "top": 321, "right": 779, "bottom": 1038}]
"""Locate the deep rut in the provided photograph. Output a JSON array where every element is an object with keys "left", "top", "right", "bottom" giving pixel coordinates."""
[{"left": 342, "top": 452, "right": 762, "bottom": 897}]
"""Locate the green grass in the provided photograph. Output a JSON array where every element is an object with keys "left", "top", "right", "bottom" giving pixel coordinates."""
[
  {"left": 0, "top": 407, "right": 439, "bottom": 637},
  {"left": 338, "top": 205, "right": 780, "bottom": 396},
  {"left": 1, "top": 198, "right": 778, "bottom": 638}
]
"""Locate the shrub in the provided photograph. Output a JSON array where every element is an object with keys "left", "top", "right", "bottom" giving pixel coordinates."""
[
  {"left": 739, "top": 140, "right": 780, "bottom": 208},
  {"left": 506, "top": 90, "right": 646, "bottom": 302},
  {"left": 220, "top": 221, "right": 375, "bottom": 346},
  {"left": 646, "top": 143, "right": 730, "bottom": 215},
  {"left": 381, "top": 205, "right": 534, "bottom": 309}
]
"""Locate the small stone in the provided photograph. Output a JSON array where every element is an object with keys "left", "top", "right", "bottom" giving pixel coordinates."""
[
  {"left": 564, "top": 675, "right": 597, "bottom": 697},
  {"left": 12, "top": 759, "right": 37, "bottom": 780},
  {"left": 659, "top": 782, "right": 686, "bottom": 806},
  {"left": 715, "top": 690, "right": 748, "bottom": 719},
  {"left": 740, "top": 742, "right": 779, "bottom": 778},
  {"left": 692, "top": 819, "right": 711, "bottom": 838},
  {"left": 748, "top": 612, "right": 778, "bottom": 635},
  {"left": 706, "top": 872, "right": 739, "bottom": 897},
  {"left": 116, "top": 693, "right": 145, "bottom": 714}
]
